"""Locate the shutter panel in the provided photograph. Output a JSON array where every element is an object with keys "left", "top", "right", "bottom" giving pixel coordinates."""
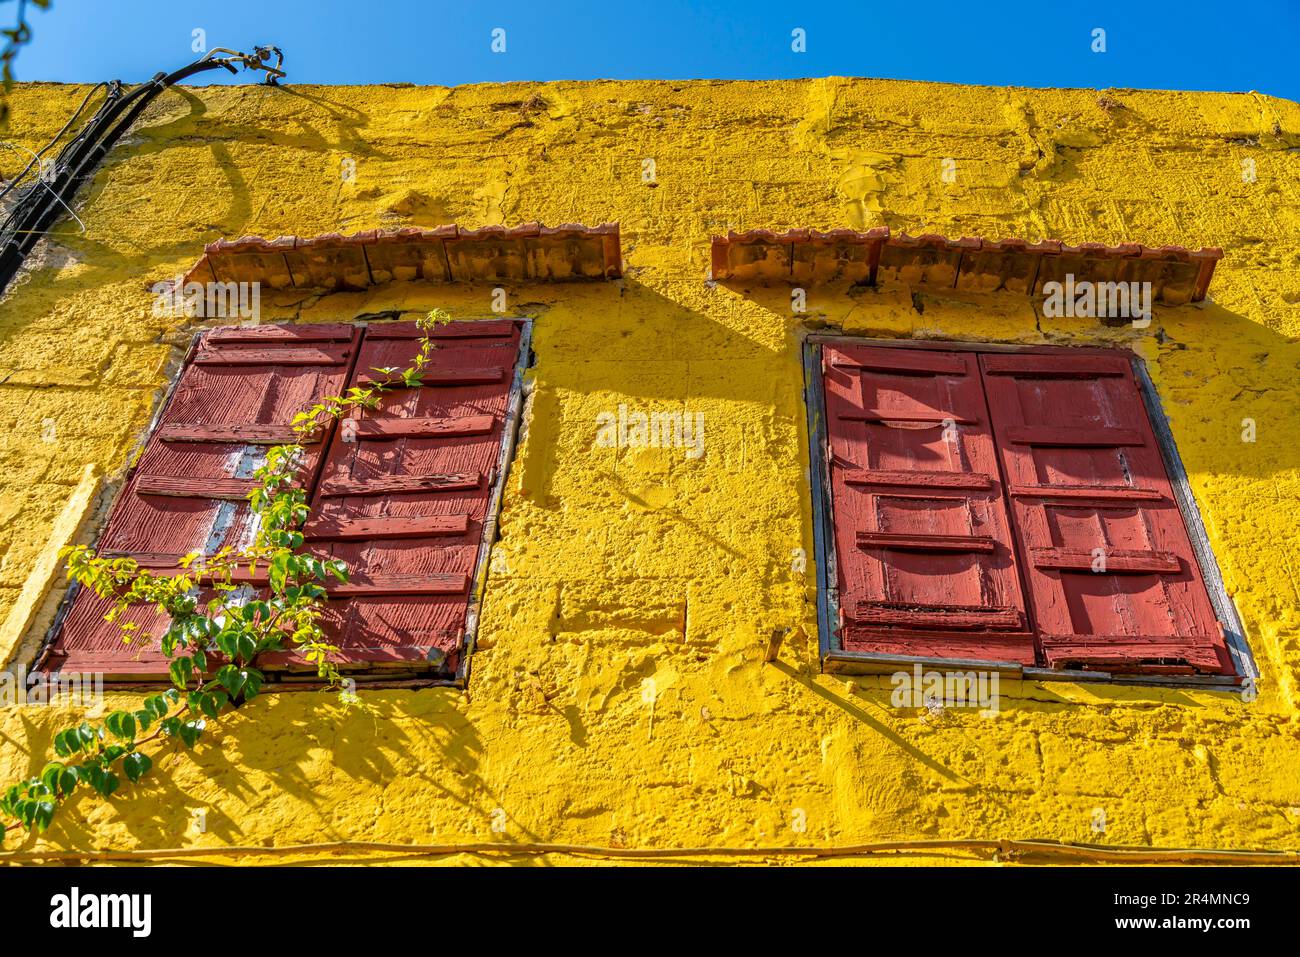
[
  {"left": 980, "top": 351, "right": 1233, "bottom": 675},
  {"left": 41, "top": 324, "right": 360, "bottom": 676},
  {"left": 277, "top": 319, "right": 523, "bottom": 676},
  {"left": 823, "top": 344, "right": 1033, "bottom": 663}
]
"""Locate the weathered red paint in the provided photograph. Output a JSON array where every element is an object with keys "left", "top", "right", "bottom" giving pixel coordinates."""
[
  {"left": 42, "top": 326, "right": 360, "bottom": 676},
  {"left": 293, "top": 319, "right": 523, "bottom": 674},
  {"left": 41, "top": 319, "right": 522, "bottom": 681},
  {"left": 158, "top": 423, "right": 312, "bottom": 444},
  {"left": 303, "top": 513, "right": 471, "bottom": 541},
  {"left": 822, "top": 342, "right": 1232, "bottom": 677},
  {"left": 355, "top": 367, "right": 505, "bottom": 388},
  {"left": 823, "top": 344, "right": 1034, "bottom": 664},
  {"left": 980, "top": 350, "right": 1232, "bottom": 674}
]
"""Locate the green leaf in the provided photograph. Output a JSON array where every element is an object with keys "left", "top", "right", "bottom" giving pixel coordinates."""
[
  {"left": 122, "top": 752, "right": 152, "bottom": 783},
  {"left": 169, "top": 655, "right": 194, "bottom": 689},
  {"left": 53, "top": 729, "right": 74, "bottom": 758},
  {"left": 57, "top": 767, "right": 78, "bottom": 796},
  {"left": 105, "top": 711, "right": 136, "bottom": 741},
  {"left": 176, "top": 720, "right": 204, "bottom": 749},
  {"left": 100, "top": 771, "right": 119, "bottom": 797},
  {"left": 269, "top": 552, "right": 289, "bottom": 593},
  {"left": 34, "top": 801, "right": 56, "bottom": 832},
  {"left": 215, "top": 631, "right": 238, "bottom": 658},
  {"left": 198, "top": 690, "right": 229, "bottom": 719},
  {"left": 217, "top": 664, "right": 245, "bottom": 698},
  {"left": 40, "top": 762, "right": 62, "bottom": 794}
]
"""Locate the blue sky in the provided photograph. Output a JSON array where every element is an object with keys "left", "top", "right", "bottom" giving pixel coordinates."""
[{"left": 11, "top": 0, "right": 1300, "bottom": 100}]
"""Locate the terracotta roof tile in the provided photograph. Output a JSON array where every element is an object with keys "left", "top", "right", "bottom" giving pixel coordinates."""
[
  {"left": 711, "top": 228, "right": 889, "bottom": 284},
  {"left": 182, "top": 222, "right": 622, "bottom": 290},
  {"left": 710, "top": 228, "right": 1221, "bottom": 304}
]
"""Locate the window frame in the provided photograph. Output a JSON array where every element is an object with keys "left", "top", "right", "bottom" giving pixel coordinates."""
[
  {"left": 34, "top": 316, "right": 533, "bottom": 689},
  {"left": 802, "top": 334, "right": 1256, "bottom": 689}
]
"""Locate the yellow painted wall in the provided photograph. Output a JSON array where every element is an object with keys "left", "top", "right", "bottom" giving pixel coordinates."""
[{"left": 1, "top": 78, "right": 1298, "bottom": 864}]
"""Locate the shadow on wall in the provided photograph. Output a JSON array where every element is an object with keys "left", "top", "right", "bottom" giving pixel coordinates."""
[
  {"left": 722, "top": 278, "right": 1300, "bottom": 485},
  {"left": 0, "top": 84, "right": 389, "bottom": 324},
  {"left": 10, "top": 690, "right": 554, "bottom": 853},
  {"left": 513, "top": 278, "right": 799, "bottom": 506}
]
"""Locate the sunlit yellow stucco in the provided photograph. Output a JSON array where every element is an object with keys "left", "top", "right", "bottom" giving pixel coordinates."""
[{"left": 1, "top": 78, "right": 1298, "bottom": 864}]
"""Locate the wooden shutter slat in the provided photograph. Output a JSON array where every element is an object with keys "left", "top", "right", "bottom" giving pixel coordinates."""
[
  {"left": 304, "top": 514, "right": 470, "bottom": 541},
  {"left": 982, "top": 354, "right": 1129, "bottom": 377},
  {"left": 1008, "top": 483, "right": 1163, "bottom": 502},
  {"left": 135, "top": 475, "right": 257, "bottom": 500},
  {"left": 318, "top": 472, "right": 480, "bottom": 497},
  {"left": 158, "top": 423, "right": 312, "bottom": 444},
  {"left": 352, "top": 414, "right": 495, "bottom": 439},
  {"left": 1030, "top": 546, "right": 1181, "bottom": 573},
  {"left": 1005, "top": 425, "right": 1144, "bottom": 446},
  {"left": 96, "top": 551, "right": 274, "bottom": 585},
  {"left": 839, "top": 411, "right": 977, "bottom": 424},
  {"left": 97, "top": 550, "right": 192, "bottom": 565},
  {"left": 206, "top": 323, "right": 355, "bottom": 343},
  {"left": 856, "top": 531, "right": 997, "bottom": 552},
  {"left": 1041, "top": 637, "right": 1226, "bottom": 673},
  {"left": 842, "top": 468, "right": 992, "bottom": 490},
  {"left": 355, "top": 367, "right": 505, "bottom": 388},
  {"left": 328, "top": 573, "right": 469, "bottom": 597},
  {"left": 364, "top": 319, "right": 518, "bottom": 340},
  {"left": 829, "top": 350, "right": 967, "bottom": 375},
  {"left": 854, "top": 603, "right": 1023, "bottom": 630},
  {"left": 194, "top": 346, "right": 350, "bottom": 366},
  {"left": 133, "top": 563, "right": 269, "bottom": 584}
]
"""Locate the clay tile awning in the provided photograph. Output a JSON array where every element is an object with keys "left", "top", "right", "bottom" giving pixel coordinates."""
[
  {"left": 710, "top": 228, "right": 1221, "bottom": 305},
  {"left": 182, "top": 223, "right": 622, "bottom": 291}
]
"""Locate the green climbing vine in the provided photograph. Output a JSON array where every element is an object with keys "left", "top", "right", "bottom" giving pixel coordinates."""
[{"left": 0, "top": 309, "right": 450, "bottom": 845}]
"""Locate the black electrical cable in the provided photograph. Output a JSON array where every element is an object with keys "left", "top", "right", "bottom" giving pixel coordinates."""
[
  {"left": 0, "top": 81, "right": 108, "bottom": 203},
  {"left": 0, "top": 48, "right": 283, "bottom": 296},
  {"left": 0, "top": 63, "right": 231, "bottom": 286}
]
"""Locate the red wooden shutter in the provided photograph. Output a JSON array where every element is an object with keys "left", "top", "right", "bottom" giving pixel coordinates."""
[
  {"left": 823, "top": 344, "right": 1033, "bottom": 663},
  {"left": 285, "top": 318, "right": 522, "bottom": 676},
  {"left": 42, "top": 324, "right": 360, "bottom": 676},
  {"left": 980, "top": 351, "right": 1232, "bottom": 675}
]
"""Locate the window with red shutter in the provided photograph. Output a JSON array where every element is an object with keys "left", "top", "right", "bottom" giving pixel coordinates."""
[
  {"left": 822, "top": 344, "right": 1033, "bottom": 665},
  {"left": 812, "top": 339, "right": 1244, "bottom": 681},
  {"left": 288, "top": 319, "right": 523, "bottom": 676},
  {"left": 980, "top": 351, "right": 1233, "bottom": 676},
  {"left": 37, "top": 319, "right": 525, "bottom": 683}
]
